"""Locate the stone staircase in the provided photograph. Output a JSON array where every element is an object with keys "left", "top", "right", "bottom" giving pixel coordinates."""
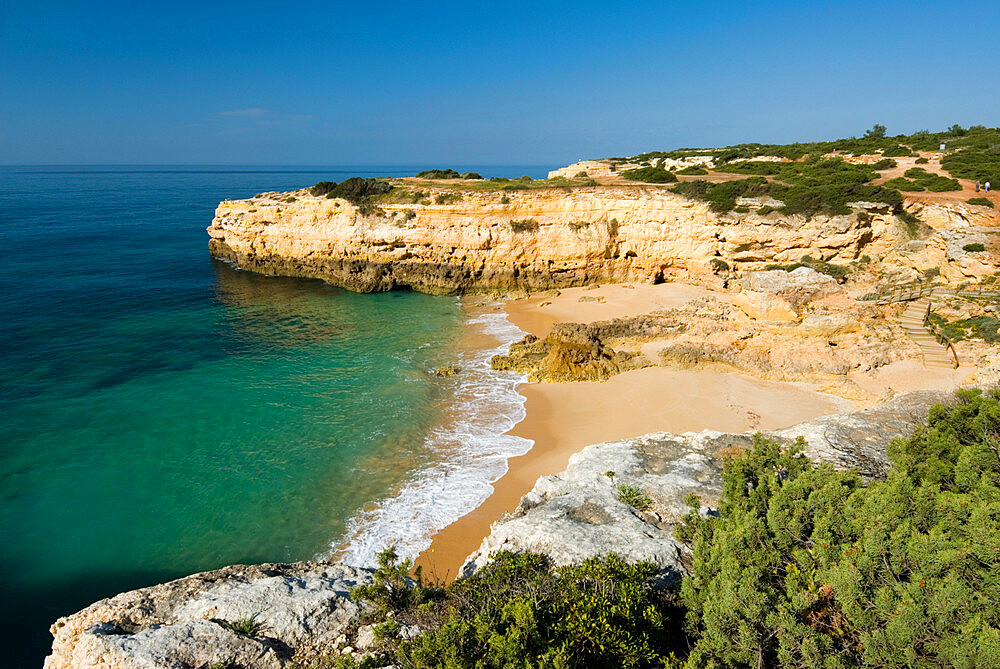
[{"left": 898, "top": 296, "right": 958, "bottom": 369}]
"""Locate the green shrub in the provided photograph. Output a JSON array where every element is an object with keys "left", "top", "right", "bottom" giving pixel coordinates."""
[
  {"left": 215, "top": 612, "right": 266, "bottom": 637},
  {"left": 311, "top": 177, "right": 393, "bottom": 205},
  {"left": 915, "top": 157, "right": 929, "bottom": 164},
  {"left": 872, "top": 158, "right": 897, "bottom": 170},
  {"left": 678, "top": 388, "right": 1000, "bottom": 668},
  {"left": 710, "top": 258, "right": 730, "bottom": 272},
  {"left": 433, "top": 192, "right": 462, "bottom": 204},
  {"left": 416, "top": 168, "right": 462, "bottom": 179},
  {"left": 397, "top": 551, "right": 684, "bottom": 668},
  {"left": 509, "top": 218, "right": 540, "bottom": 233},
  {"left": 885, "top": 169, "right": 962, "bottom": 193},
  {"left": 883, "top": 176, "right": 925, "bottom": 191},
  {"left": 622, "top": 166, "right": 678, "bottom": 183},
  {"left": 963, "top": 242, "right": 986, "bottom": 252},
  {"left": 677, "top": 165, "right": 708, "bottom": 175},
  {"left": 671, "top": 177, "right": 771, "bottom": 213},
  {"left": 897, "top": 209, "right": 924, "bottom": 237},
  {"left": 616, "top": 483, "right": 653, "bottom": 511},
  {"left": 968, "top": 197, "right": 995, "bottom": 208},
  {"left": 942, "top": 144, "right": 1000, "bottom": 185},
  {"left": 349, "top": 546, "right": 434, "bottom": 616},
  {"left": 882, "top": 144, "right": 916, "bottom": 157},
  {"left": 940, "top": 316, "right": 1000, "bottom": 343}
]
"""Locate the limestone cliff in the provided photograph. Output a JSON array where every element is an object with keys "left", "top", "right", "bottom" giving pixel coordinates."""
[{"left": 208, "top": 184, "right": 921, "bottom": 295}]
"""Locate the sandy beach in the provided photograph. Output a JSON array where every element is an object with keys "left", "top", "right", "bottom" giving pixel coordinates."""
[{"left": 415, "top": 283, "right": 853, "bottom": 580}]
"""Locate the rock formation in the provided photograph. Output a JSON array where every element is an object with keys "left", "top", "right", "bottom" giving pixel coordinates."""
[
  {"left": 207, "top": 184, "right": 949, "bottom": 295},
  {"left": 45, "top": 563, "right": 372, "bottom": 669}
]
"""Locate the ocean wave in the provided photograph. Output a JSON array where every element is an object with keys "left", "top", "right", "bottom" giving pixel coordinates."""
[{"left": 334, "top": 305, "right": 531, "bottom": 567}]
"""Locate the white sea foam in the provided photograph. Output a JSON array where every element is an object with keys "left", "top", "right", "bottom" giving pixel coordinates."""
[{"left": 335, "top": 304, "right": 531, "bottom": 567}]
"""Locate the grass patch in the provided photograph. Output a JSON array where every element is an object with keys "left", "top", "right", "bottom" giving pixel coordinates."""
[
  {"left": 215, "top": 613, "right": 266, "bottom": 637},
  {"left": 676, "top": 165, "right": 708, "bottom": 175},
  {"left": 968, "top": 197, "right": 995, "bottom": 208},
  {"left": 433, "top": 193, "right": 462, "bottom": 204},
  {"left": 616, "top": 483, "right": 653, "bottom": 511},
  {"left": 621, "top": 166, "right": 678, "bottom": 183}
]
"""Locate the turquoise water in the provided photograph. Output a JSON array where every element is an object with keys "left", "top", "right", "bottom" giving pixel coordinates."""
[{"left": 0, "top": 165, "right": 547, "bottom": 667}]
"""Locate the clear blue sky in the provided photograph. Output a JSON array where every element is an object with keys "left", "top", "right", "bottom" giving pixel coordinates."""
[{"left": 2, "top": 1, "right": 997, "bottom": 165}]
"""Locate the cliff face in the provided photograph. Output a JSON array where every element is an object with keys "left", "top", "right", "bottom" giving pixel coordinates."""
[{"left": 207, "top": 186, "right": 905, "bottom": 295}]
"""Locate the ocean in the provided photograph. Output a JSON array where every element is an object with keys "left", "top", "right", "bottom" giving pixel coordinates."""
[{"left": 0, "top": 165, "right": 547, "bottom": 667}]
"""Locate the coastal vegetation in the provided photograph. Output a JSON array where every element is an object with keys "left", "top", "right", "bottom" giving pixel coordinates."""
[
  {"left": 415, "top": 169, "right": 483, "bottom": 179},
  {"left": 883, "top": 168, "right": 961, "bottom": 192},
  {"left": 342, "top": 389, "right": 1000, "bottom": 668},
  {"left": 622, "top": 166, "right": 678, "bottom": 183},
  {"left": 670, "top": 156, "right": 905, "bottom": 217},
  {"left": 968, "top": 197, "right": 995, "bottom": 208},
  {"left": 623, "top": 124, "right": 1000, "bottom": 167}
]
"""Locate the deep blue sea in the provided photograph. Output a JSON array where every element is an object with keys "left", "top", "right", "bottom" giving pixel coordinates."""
[{"left": 0, "top": 165, "right": 547, "bottom": 667}]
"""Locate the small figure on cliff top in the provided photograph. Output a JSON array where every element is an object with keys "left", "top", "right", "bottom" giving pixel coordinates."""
[
  {"left": 987, "top": 181, "right": 992, "bottom": 193},
  {"left": 976, "top": 180, "right": 981, "bottom": 192}
]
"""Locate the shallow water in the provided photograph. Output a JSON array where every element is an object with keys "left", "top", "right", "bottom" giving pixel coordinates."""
[{"left": 0, "top": 165, "right": 547, "bottom": 667}]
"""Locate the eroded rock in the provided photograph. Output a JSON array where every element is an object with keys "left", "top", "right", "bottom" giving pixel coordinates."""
[{"left": 45, "top": 562, "right": 373, "bottom": 669}]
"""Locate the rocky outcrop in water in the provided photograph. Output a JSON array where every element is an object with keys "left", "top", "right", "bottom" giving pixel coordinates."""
[
  {"left": 45, "top": 563, "right": 373, "bottom": 669},
  {"left": 459, "top": 391, "right": 953, "bottom": 578}
]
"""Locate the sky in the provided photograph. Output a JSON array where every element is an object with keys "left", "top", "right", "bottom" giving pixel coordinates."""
[{"left": 1, "top": 1, "right": 998, "bottom": 165}]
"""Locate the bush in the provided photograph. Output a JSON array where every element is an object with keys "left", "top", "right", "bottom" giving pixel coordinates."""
[
  {"left": 349, "top": 546, "right": 434, "bottom": 615},
  {"left": 872, "top": 158, "right": 897, "bottom": 170},
  {"left": 677, "top": 165, "right": 708, "bottom": 175},
  {"left": 509, "top": 218, "right": 540, "bottom": 233},
  {"left": 622, "top": 166, "right": 678, "bottom": 183},
  {"left": 943, "top": 144, "right": 1000, "bottom": 185},
  {"left": 433, "top": 193, "right": 462, "bottom": 204},
  {"left": 710, "top": 258, "right": 730, "bottom": 272},
  {"left": 396, "top": 551, "right": 684, "bottom": 668},
  {"left": 416, "top": 169, "right": 462, "bottom": 179},
  {"left": 311, "top": 177, "right": 393, "bottom": 205},
  {"left": 964, "top": 242, "right": 986, "bottom": 252},
  {"left": 915, "top": 157, "right": 929, "bottom": 164},
  {"left": 617, "top": 483, "right": 653, "bottom": 511},
  {"left": 968, "top": 197, "right": 995, "bottom": 208},
  {"left": 882, "top": 144, "right": 916, "bottom": 157},
  {"left": 678, "top": 388, "right": 1000, "bottom": 668},
  {"left": 886, "top": 168, "right": 962, "bottom": 193}
]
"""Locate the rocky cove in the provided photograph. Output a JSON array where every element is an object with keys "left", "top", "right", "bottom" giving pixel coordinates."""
[{"left": 49, "top": 153, "right": 1000, "bottom": 667}]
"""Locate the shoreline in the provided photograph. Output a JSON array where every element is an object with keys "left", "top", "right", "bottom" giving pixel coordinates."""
[
  {"left": 335, "top": 297, "right": 532, "bottom": 567},
  {"left": 415, "top": 284, "right": 851, "bottom": 581}
]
